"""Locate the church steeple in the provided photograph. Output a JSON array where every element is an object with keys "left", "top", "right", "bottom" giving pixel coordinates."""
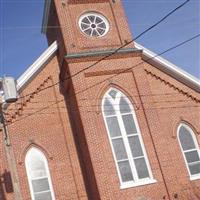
[
  {"left": 41, "top": 2, "right": 140, "bottom": 199},
  {"left": 42, "top": 0, "right": 134, "bottom": 55}
]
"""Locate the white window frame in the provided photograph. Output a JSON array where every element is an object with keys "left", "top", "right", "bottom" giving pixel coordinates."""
[
  {"left": 102, "top": 88, "right": 156, "bottom": 189},
  {"left": 25, "top": 147, "right": 55, "bottom": 200},
  {"left": 178, "top": 123, "right": 200, "bottom": 181},
  {"left": 78, "top": 12, "right": 109, "bottom": 38}
]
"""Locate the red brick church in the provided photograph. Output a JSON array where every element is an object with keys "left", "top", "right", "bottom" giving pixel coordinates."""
[{"left": 1, "top": 0, "right": 200, "bottom": 199}]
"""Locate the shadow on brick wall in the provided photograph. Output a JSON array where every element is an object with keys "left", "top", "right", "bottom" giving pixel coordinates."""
[{"left": 0, "top": 170, "right": 14, "bottom": 200}]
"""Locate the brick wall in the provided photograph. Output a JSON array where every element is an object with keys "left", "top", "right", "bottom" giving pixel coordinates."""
[{"left": 1, "top": 0, "right": 199, "bottom": 199}]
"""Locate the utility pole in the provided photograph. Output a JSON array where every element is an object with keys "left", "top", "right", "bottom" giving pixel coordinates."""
[{"left": 0, "top": 77, "right": 23, "bottom": 200}]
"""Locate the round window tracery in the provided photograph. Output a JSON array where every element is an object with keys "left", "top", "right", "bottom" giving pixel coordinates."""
[{"left": 79, "top": 13, "right": 109, "bottom": 38}]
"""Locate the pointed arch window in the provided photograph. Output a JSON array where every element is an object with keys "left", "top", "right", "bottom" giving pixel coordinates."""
[
  {"left": 102, "top": 88, "right": 155, "bottom": 188},
  {"left": 178, "top": 123, "right": 200, "bottom": 180},
  {"left": 25, "top": 148, "right": 55, "bottom": 200}
]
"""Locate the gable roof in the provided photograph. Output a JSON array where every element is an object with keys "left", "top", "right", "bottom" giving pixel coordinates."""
[
  {"left": 16, "top": 40, "right": 200, "bottom": 94},
  {"left": 17, "top": 41, "right": 58, "bottom": 91}
]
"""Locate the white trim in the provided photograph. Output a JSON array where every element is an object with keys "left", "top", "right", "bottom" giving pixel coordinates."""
[
  {"left": 78, "top": 12, "right": 110, "bottom": 38},
  {"left": 25, "top": 147, "right": 55, "bottom": 200},
  {"left": 190, "top": 175, "right": 200, "bottom": 181},
  {"left": 135, "top": 42, "right": 200, "bottom": 93},
  {"left": 16, "top": 41, "right": 199, "bottom": 96},
  {"left": 41, "top": 0, "right": 51, "bottom": 34},
  {"left": 177, "top": 123, "right": 200, "bottom": 180},
  {"left": 17, "top": 41, "right": 58, "bottom": 91},
  {"left": 102, "top": 88, "right": 155, "bottom": 188},
  {"left": 120, "top": 179, "right": 157, "bottom": 189}
]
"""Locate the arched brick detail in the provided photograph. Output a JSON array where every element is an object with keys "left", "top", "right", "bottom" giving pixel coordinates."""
[{"left": 18, "top": 142, "right": 53, "bottom": 165}]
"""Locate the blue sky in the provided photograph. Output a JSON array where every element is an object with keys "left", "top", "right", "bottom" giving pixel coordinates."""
[{"left": 0, "top": 0, "right": 199, "bottom": 79}]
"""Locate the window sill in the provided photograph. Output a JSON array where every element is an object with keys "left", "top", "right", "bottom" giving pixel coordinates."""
[
  {"left": 120, "top": 179, "right": 157, "bottom": 190},
  {"left": 190, "top": 175, "right": 200, "bottom": 181}
]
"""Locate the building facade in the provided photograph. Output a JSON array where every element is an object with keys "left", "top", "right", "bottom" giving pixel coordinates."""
[{"left": 1, "top": 0, "right": 200, "bottom": 200}]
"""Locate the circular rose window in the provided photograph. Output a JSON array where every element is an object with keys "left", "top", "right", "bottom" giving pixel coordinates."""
[{"left": 79, "top": 13, "right": 109, "bottom": 38}]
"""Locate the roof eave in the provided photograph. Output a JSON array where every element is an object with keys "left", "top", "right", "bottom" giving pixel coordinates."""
[
  {"left": 135, "top": 43, "right": 200, "bottom": 93},
  {"left": 17, "top": 41, "right": 58, "bottom": 92},
  {"left": 41, "top": 0, "right": 51, "bottom": 34}
]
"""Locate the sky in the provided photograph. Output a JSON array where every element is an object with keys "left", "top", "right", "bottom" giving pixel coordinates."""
[{"left": 0, "top": 0, "right": 199, "bottom": 80}]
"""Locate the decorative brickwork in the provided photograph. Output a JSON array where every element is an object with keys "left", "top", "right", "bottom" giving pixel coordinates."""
[{"left": 0, "top": 0, "right": 199, "bottom": 200}]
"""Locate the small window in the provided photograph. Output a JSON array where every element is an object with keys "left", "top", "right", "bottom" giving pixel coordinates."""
[
  {"left": 178, "top": 123, "right": 200, "bottom": 180},
  {"left": 25, "top": 148, "right": 55, "bottom": 200},
  {"left": 79, "top": 12, "right": 109, "bottom": 37},
  {"left": 102, "top": 88, "right": 155, "bottom": 188}
]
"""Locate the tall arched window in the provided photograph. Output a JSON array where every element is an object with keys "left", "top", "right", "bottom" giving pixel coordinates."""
[
  {"left": 102, "top": 88, "right": 155, "bottom": 188},
  {"left": 25, "top": 147, "right": 55, "bottom": 200},
  {"left": 178, "top": 123, "right": 200, "bottom": 180}
]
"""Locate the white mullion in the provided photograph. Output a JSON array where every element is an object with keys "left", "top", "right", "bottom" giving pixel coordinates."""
[
  {"left": 110, "top": 135, "right": 123, "bottom": 140},
  {"left": 117, "top": 158, "right": 129, "bottom": 163},
  {"left": 133, "top": 155, "right": 145, "bottom": 160},
  {"left": 106, "top": 114, "right": 118, "bottom": 118},
  {"left": 94, "top": 15, "right": 97, "bottom": 24},
  {"left": 113, "top": 95, "right": 133, "bottom": 184},
  {"left": 31, "top": 176, "right": 48, "bottom": 181},
  {"left": 102, "top": 95, "right": 126, "bottom": 185},
  {"left": 115, "top": 94, "right": 138, "bottom": 182},
  {"left": 184, "top": 149, "right": 200, "bottom": 164},
  {"left": 184, "top": 148, "right": 199, "bottom": 153},
  {"left": 83, "top": 27, "right": 91, "bottom": 32},
  {"left": 123, "top": 95, "right": 153, "bottom": 181},
  {"left": 188, "top": 160, "right": 200, "bottom": 165},
  {"left": 127, "top": 133, "right": 139, "bottom": 137},
  {"left": 129, "top": 99, "right": 154, "bottom": 180},
  {"left": 86, "top": 16, "right": 92, "bottom": 23},
  {"left": 136, "top": 125, "right": 153, "bottom": 180},
  {"left": 34, "top": 190, "right": 51, "bottom": 195},
  {"left": 97, "top": 21, "right": 104, "bottom": 25},
  {"left": 81, "top": 22, "right": 90, "bottom": 26}
]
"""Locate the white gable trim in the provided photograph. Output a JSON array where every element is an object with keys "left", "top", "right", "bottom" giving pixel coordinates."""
[
  {"left": 135, "top": 43, "right": 200, "bottom": 93},
  {"left": 16, "top": 40, "right": 199, "bottom": 94},
  {"left": 42, "top": 0, "right": 51, "bottom": 34},
  {"left": 17, "top": 41, "right": 58, "bottom": 91}
]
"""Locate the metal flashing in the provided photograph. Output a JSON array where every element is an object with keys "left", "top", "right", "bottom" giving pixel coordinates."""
[{"left": 65, "top": 48, "right": 142, "bottom": 59}]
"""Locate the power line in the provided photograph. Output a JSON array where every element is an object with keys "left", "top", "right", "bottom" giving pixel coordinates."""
[
  {"left": 17, "top": 0, "right": 190, "bottom": 100},
  {"left": 6, "top": 104, "right": 200, "bottom": 118},
  {"left": 6, "top": 101, "right": 200, "bottom": 125},
  {"left": 6, "top": 33, "right": 200, "bottom": 125},
  {"left": 8, "top": 91, "right": 196, "bottom": 105},
  {"left": 1, "top": 16, "right": 199, "bottom": 30},
  {"left": 64, "top": 33, "right": 200, "bottom": 102},
  {"left": 6, "top": 98, "right": 197, "bottom": 112}
]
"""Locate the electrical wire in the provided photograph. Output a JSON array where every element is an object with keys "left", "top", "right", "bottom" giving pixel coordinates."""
[
  {"left": 17, "top": 0, "right": 191, "bottom": 100},
  {"left": 6, "top": 33, "right": 200, "bottom": 126},
  {"left": 6, "top": 101, "right": 200, "bottom": 125},
  {"left": 60, "top": 33, "right": 200, "bottom": 103},
  {"left": 6, "top": 98, "right": 198, "bottom": 112},
  {"left": 9, "top": 91, "right": 192, "bottom": 106},
  {"left": 6, "top": 105, "right": 200, "bottom": 120}
]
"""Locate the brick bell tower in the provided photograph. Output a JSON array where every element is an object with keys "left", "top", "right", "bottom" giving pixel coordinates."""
[
  {"left": 43, "top": 0, "right": 134, "bottom": 54},
  {"left": 42, "top": 0, "right": 145, "bottom": 199}
]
